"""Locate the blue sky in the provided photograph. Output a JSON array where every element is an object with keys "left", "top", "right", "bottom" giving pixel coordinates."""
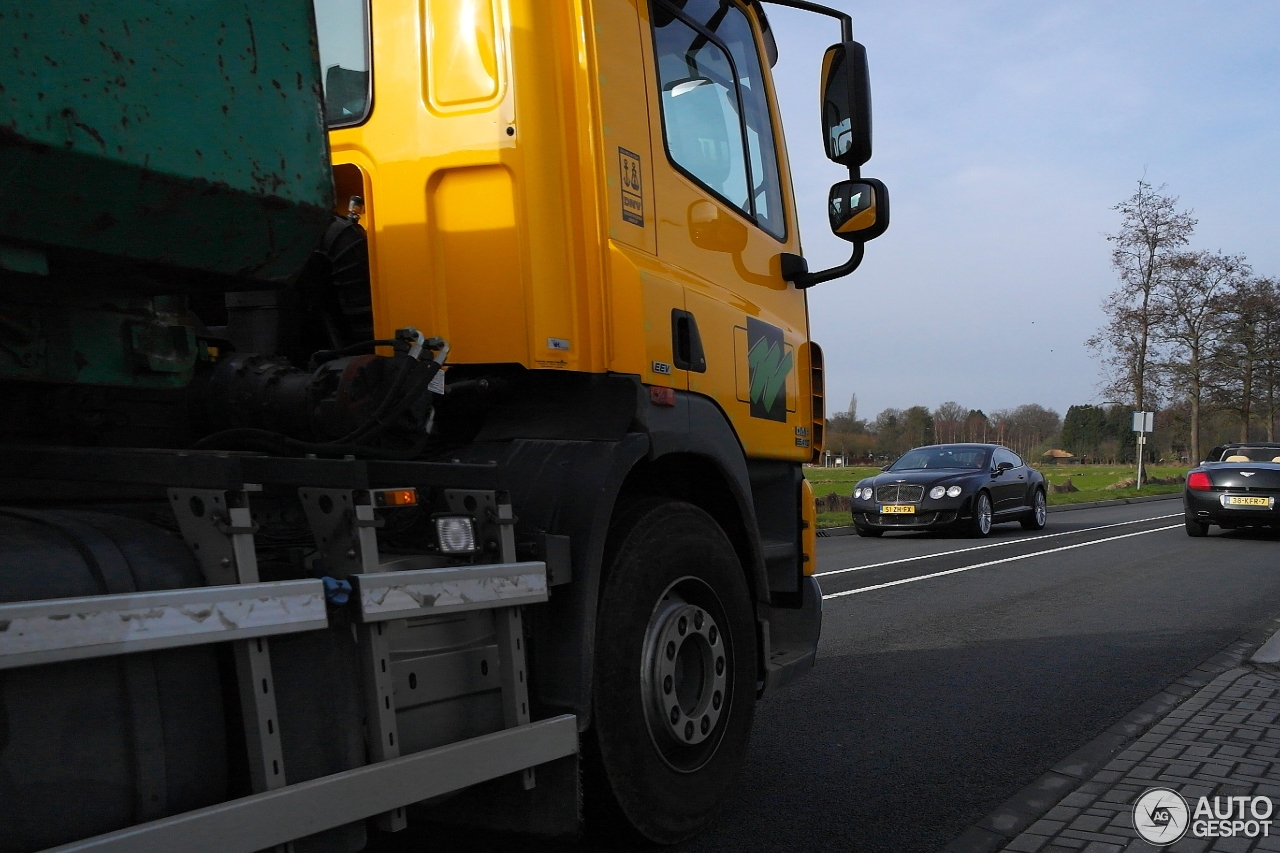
[{"left": 763, "top": 1, "right": 1280, "bottom": 420}]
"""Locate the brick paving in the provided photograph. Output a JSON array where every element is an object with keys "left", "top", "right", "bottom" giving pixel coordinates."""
[{"left": 999, "top": 666, "right": 1280, "bottom": 853}]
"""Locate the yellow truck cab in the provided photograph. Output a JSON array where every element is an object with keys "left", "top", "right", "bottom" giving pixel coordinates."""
[
  {"left": 312, "top": 0, "right": 888, "bottom": 842},
  {"left": 0, "top": 1, "right": 887, "bottom": 849}
]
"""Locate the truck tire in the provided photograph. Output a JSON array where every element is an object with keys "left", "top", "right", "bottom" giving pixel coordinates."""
[{"left": 588, "top": 499, "right": 756, "bottom": 844}]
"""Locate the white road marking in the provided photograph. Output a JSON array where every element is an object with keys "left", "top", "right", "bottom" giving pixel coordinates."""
[
  {"left": 821, "top": 523, "right": 1182, "bottom": 600},
  {"left": 815, "top": 513, "right": 1182, "bottom": 578}
]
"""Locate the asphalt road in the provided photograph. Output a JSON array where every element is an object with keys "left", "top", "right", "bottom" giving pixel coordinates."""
[{"left": 381, "top": 499, "right": 1280, "bottom": 853}]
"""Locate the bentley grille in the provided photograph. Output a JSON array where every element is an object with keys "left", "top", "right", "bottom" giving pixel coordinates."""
[{"left": 876, "top": 484, "right": 925, "bottom": 503}]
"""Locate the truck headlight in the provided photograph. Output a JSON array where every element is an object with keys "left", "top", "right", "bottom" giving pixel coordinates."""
[
  {"left": 929, "top": 486, "right": 946, "bottom": 500},
  {"left": 947, "top": 485, "right": 962, "bottom": 498},
  {"left": 434, "top": 516, "right": 477, "bottom": 554}
]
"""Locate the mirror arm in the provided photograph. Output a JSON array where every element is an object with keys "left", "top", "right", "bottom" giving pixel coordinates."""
[
  {"left": 760, "top": 0, "right": 852, "bottom": 40},
  {"left": 781, "top": 241, "right": 864, "bottom": 289}
]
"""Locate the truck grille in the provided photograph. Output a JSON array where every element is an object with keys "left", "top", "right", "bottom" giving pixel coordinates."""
[{"left": 876, "top": 484, "right": 924, "bottom": 503}]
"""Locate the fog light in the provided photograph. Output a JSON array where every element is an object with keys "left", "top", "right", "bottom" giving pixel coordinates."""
[
  {"left": 434, "top": 516, "right": 477, "bottom": 553},
  {"left": 929, "top": 486, "right": 946, "bottom": 500},
  {"left": 947, "top": 486, "right": 962, "bottom": 498}
]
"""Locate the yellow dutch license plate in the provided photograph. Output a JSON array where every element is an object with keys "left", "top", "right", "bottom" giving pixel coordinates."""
[
  {"left": 1226, "top": 496, "right": 1271, "bottom": 507},
  {"left": 881, "top": 505, "right": 915, "bottom": 514}
]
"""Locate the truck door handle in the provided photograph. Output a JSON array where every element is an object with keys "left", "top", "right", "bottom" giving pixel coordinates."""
[{"left": 671, "top": 309, "right": 706, "bottom": 373}]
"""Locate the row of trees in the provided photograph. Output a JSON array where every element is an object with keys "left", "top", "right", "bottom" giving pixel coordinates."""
[
  {"left": 825, "top": 395, "right": 1063, "bottom": 461},
  {"left": 1088, "top": 180, "right": 1280, "bottom": 461}
]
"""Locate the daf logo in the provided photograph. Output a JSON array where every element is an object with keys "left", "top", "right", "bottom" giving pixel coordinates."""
[{"left": 1242, "top": 472, "right": 1256, "bottom": 477}]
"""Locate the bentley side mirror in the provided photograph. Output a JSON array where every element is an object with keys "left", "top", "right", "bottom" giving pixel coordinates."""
[
  {"left": 995, "top": 461, "right": 1014, "bottom": 474},
  {"left": 829, "top": 178, "right": 889, "bottom": 243},
  {"left": 820, "top": 41, "right": 872, "bottom": 167}
]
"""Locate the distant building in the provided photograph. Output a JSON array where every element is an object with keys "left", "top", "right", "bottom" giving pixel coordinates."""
[{"left": 1041, "top": 448, "right": 1077, "bottom": 465}]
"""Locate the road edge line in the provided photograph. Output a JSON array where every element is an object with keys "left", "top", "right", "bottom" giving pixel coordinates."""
[{"left": 821, "top": 524, "right": 1180, "bottom": 599}]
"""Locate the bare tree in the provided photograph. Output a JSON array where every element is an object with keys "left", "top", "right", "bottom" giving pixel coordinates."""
[
  {"left": 1154, "top": 251, "right": 1249, "bottom": 461},
  {"left": 1210, "top": 276, "right": 1276, "bottom": 440},
  {"left": 1250, "top": 279, "right": 1280, "bottom": 440},
  {"left": 933, "top": 401, "right": 967, "bottom": 443},
  {"left": 1087, "top": 180, "right": 1197, "bottom": 411}
]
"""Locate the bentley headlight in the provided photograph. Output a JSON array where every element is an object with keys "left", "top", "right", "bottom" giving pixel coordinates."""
[
  {"left": 856, "top": 487, "right": 870, "bottom": 500},
  {"left": 929, "top": 486, "right": 946, "bottom": 500},
  {"left": 947, "top": 485, "right": 962, "bottom": 498}
]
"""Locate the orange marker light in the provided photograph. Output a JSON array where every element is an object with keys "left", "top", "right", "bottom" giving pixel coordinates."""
[{"left": 373, "top": 488, "right": 418, "bottom": 507}]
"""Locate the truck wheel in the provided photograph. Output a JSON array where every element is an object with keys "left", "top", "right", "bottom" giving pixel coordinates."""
[{"left": 589, "top": 499, "right": 757, "bottom": 844}]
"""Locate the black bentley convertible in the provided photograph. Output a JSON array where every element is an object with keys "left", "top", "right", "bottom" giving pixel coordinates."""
[
  {"left": 1184, "top": 442, "right": 1280, "bottom": 536},
  {"left": 851, "top": 444, "right": 1048, "bottom": 538}
]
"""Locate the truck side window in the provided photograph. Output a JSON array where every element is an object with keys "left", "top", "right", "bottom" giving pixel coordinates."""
[
  {"left": 314, "top": 0, "right": 372, "bottom": 127},
  {"left": 651, "top": 1, "right": 786, "bottom": 239}
]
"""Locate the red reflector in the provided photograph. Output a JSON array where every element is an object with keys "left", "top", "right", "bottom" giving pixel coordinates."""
[
  {"left": 650, "top": 386, "right": 676, "bottom": 407},
  {"left": 374, "top": 488, "right": 418, "bottom": 507},
  {"left": 1187, "top": 471, "right": 1212, "bottom": 491}
]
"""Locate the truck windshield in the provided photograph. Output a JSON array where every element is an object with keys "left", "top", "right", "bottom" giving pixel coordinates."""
[
  {"left": 651, "top": 0, "right": 786, "bottom": 239},
  {"left": 314, "top": 0, "right": 371, "bottom": 127}
]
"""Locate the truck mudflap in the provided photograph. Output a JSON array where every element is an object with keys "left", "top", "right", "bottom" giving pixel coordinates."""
[
  {"left": 759, "top": 575, "right": 822, "bottom": 698},
  {"left": 0, "top": 447, "right": 578, "bottom": 853}
]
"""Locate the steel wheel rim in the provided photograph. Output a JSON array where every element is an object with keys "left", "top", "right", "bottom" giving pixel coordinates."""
[
  {"left": 1035, "top": 491, "right": 1046, "bottom": 525},
  {"left": 978, "top": 494, "right": 992, "bottom": 534},
  {"left": 640, "top": 577, "right": 731, "bottom": 773}
]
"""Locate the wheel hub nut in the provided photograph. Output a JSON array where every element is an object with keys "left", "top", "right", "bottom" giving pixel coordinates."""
[{"left": 647, "top": 600, "right": 727, "bottom": 747}]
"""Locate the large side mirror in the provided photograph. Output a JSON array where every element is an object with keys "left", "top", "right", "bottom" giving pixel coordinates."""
[
  {"left": 820, "top": 41, "right": 872, "bottom": 167},
  {"left": 829, "top": 178, "right": 889, "bottom": 243}
]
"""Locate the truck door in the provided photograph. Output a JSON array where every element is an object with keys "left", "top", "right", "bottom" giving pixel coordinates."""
[{"left": 640, "top": 0, "right": 809, "bottom": 461}]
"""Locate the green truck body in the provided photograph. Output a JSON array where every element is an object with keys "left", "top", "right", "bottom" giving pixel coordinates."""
[{"left": 0, "top": 2, "right": 333, "bottom": 281}]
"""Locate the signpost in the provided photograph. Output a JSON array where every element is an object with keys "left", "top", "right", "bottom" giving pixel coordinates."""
[{"left": 1132, "top": 411, "right": 1154, "bottom": 489}]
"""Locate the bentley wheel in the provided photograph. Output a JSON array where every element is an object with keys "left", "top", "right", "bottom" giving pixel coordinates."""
[
  {"left": 588, "top": 499, "right": 756, "bottom": 844},
  {"left": 1185, "top": 516, "right": 1209, "bottom": 537},
  {"left": 968, "top": 491, "right": 993, "bottom": 538},
  {"left": 1021, "top": 489, "right": 1047, "bottom": 530}
]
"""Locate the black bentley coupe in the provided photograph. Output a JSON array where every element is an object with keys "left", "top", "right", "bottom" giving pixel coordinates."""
[
  {"left": 1184, "top": 442, "right": 1280, "bottom": 536},
  {"left": 851, "top": 444, "right": 1048, "bottom": 538}
]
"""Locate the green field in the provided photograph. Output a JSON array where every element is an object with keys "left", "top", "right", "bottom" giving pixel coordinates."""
[{"left": 805, "top": 464, "right": 1187, "bottom": 529}]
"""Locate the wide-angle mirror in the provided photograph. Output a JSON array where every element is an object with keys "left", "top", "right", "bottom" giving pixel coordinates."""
[{"left": 828, "top": 178, "right": 889, "bottom": 243}]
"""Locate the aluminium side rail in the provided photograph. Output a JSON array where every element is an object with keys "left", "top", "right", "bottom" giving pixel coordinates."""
[{"left": 0, "top": 446, "right": 576, "bottom": 853}]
